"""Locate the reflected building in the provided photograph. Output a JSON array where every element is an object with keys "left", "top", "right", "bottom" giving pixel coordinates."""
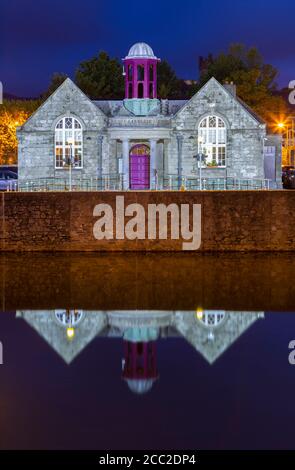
[
  {"left": 16, "top": 309, "right": 264, "bottom": 391},
  {"left": 175, "top": 309, "right": 264, "bottom": 364},
  {"left": 16, "top": 309, "right": 107, "bottom": 364}
]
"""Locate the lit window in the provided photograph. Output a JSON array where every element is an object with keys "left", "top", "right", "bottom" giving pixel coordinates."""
[
  {"left": 55, "top": 310, "right": 84, "bottom": 327},
  {"left": 198, "top": 116, "right": 226, "bottom": 167},
  {"left": 196, "top": 310, "right": 226, "bottom": 327},
  {"left": 55, "top": 117, "right": 83, "bottom": 169}
]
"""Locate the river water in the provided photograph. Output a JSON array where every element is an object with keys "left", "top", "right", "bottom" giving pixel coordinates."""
[{"left": 0, "top": 252, "right": 294, "bottom": 449}]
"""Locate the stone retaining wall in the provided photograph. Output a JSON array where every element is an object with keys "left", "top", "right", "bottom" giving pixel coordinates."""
[{"left": 0, "top": 191, "right": 294, "bottom": 251}]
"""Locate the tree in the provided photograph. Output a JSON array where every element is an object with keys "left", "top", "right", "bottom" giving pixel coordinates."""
[
  {"left": 157, "top": 60, "right": 192, "bottom": 99},
  {"left": 198, "top": 44, "right": 288, "bottom": 123},
  {"left": 0, "top": 100, "right": 40, "bottom": 164},
  {"left": 42, "top": 73, "right": 68, "bottom": 99},
  {"left": 158, "top": 60, "right": 181, "bottom": 99},
  {"left": 75, "top": 51, "right": 124, "bottom": 99}
]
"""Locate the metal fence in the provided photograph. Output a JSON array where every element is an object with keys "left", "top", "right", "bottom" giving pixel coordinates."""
[
  {"left": 164, "top": 176, "right": 271, "bottom": 191},
  {"left": 12, "top": 174, "right": 271, "bottom": 192}
]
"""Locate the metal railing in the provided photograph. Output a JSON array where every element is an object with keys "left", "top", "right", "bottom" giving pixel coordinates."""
[
  {"left": 17, "top": 175, "right": 123, "bottom": 192},
  {"left": 13, "top": 175, "right": 271, "bottom": 192},
  {"left": 163, "top": 175, "right": 271, "bottom": 191}
]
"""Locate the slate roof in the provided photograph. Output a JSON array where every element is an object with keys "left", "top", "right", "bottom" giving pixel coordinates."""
[{"left": 92, "top": 99, "right": 189, "bottom": 117}]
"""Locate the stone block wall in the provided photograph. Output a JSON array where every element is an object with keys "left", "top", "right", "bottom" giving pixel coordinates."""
[{"left": 0, "top": 191, "right": 295, "bottom": 252}]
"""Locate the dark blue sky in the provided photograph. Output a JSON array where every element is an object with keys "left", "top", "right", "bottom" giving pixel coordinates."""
[{"left": 1, "top": 0, "right": 294, "bottom": 97}]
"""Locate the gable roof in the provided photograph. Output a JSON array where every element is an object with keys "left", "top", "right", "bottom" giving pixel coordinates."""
[
  {"left": 19, "top": 78, "right": 106, "bottom": 130},
  {"left": 16, "top": 310, "right": 107, "bottom": 364},
  {"left": 174, "top": 76, "right": 266, "bottom": 126},
  {"left": 174, "top": 311, "right": 264, "bottom": 364},
  {"left": 235, "top": 96, "right": 265, "bottom": 125}
]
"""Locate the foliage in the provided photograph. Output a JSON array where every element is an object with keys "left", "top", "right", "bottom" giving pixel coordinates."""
[
  {"left": 75, "top": 51, "right": 124, "bottom": 99},
  {"left": 157, "top": 60, "right": 184, "bottom": 99},
  {"left": 198, "top": 43, "right": 288, "bottom": 124},
  {"left": 0, "top": 100, "right": 40, "bottom": 164},
  {"left": 41, "top": 73, "right": 68, "bottom": 99}
]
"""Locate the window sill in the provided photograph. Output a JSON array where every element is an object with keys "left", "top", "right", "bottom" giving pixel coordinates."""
[
  {"left": 55, "top": 167, "right": 83, "bottom": 170},
  {"left": 203, "top": 166, "right": 226, "bottom": 169}
]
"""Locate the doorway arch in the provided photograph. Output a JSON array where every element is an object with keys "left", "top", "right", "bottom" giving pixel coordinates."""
[{"left": 129, "top": 144, "right": 150, "bottom": 190}]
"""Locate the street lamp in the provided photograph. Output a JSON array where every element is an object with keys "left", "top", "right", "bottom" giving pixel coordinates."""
[
  {"left": 277, "top": 121, "right": 293, "bottom": 165},
  {"left": 65, "top": 137, "right": 74, "bottom": 191},
  {"left": 190, "top": 135, "right": 206, "bottom": 190},
  {"left": 193, "top": 153, "right": 207, "bottom": 190}
]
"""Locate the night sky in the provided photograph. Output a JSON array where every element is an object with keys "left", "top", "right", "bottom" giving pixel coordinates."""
[{"left": 1, "top": 0, "right": 294, "bottom": 98}]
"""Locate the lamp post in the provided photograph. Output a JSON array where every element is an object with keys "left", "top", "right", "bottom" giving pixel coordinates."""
[
  {"left": 66, "top": 138, "right": 74, "bottom": 191},
  {"left": 277, "top": 120, "right": 295, "bottom": 166},
  {"left": 190, "top": 135, "right": 206, "bottom": 190},
  {"left": 193, "top": 153, "right": 206, "bottom": 190}
]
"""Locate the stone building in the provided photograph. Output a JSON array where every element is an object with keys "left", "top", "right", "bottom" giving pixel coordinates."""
[
  {"left": 17, "top": 309, "right": 264, "bottom": 365},
  {"left": 17, "top": 42, "right": 281, "bottom": 189}
]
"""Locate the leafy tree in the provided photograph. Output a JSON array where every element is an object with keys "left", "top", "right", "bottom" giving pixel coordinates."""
[
  {"left": 157, "top": 60, "right": 194, "bottom": 99},
  {"left": 198, "top": 44, "right": 288, "bottom": 123},
  {"left": 0, "top": 100, "right": 40, "bottom": 164},
  {"left": 75, "top": 51, "right": 124, "bottom": 99},
  {"left": 42, "top": 73, "right": 68, "bottom": 99},
  {"left": 157, "top": 60, "right": 182, "bottom": 99}
]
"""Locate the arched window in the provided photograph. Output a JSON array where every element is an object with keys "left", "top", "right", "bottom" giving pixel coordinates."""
[
  {"left": 128, "top": 64, "right": 133, "bottom": 80},
  {"left": 195, "top": 310, "right": 226, "bottom": 327},
  {"left": 55, "top": 309, "right": 84, "bottom": 327},
  {"left": 149, "top": 83, "right": 154, "bottom": 99},
  {"left": 137, "top": 65, "right": 145, "bottom": 81},
  {"left": 128, "top": 83, "right": 133, "bottom": 99},
  {"left": 55, "top": 117, "right": 83, "bottom": 169},
  {"left": 198, "top": 116, "right": 226, "bottom": 167},
  {"left": 138, "top": 83, "right": 144, "bottom": 99},
  {"left": 149, "top": 64, "right": 154, "bottom": 81}
]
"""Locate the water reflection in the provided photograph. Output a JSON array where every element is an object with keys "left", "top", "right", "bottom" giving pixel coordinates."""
[
  {"left": 16, "top": 309, "right": 264, "bottom": 393},
  {"left": 1, "top": 252, "right": 295, "bottom": 311},
  {"left": 1, "top": 253, "right": 294, "bottom": 449}
]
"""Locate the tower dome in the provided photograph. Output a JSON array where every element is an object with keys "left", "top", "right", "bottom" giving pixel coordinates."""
[
  {"left": 126, "top": 379, "right": 155, "bottom": 395},
  {"left": 123, "top": 42, "right": 160, "bottom": 107},
  {"left": 126, "top": 42, "right": 158, "bottom": 60}
]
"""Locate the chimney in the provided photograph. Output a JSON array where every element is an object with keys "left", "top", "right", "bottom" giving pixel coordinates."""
[{"left": 223, "top": 81, "right": 236, "bottom": 97}]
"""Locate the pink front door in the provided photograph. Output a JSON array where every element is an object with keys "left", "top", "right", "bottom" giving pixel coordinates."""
[{"left": 129, "top": 144, "right": 150, "bottom": 190}]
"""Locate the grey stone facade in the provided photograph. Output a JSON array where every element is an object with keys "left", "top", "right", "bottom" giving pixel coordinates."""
[
  {"left": 17, "top": 309, "right": 264, "bottom": 365},
  {"left": 17, "top": 77, "right": 281, "bottom": 188}
]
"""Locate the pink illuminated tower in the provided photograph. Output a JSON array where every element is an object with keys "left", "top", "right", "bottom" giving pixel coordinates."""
[
  {"left": 122, "top": 327, "right": 159, "bottom": 394},
  {"left": 123, "top": 42, "right": 160, "bottom": 116}
]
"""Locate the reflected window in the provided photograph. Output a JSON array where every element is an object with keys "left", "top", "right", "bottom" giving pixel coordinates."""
[
  {"left": 196, "top": 310, "right": 226, "bottom": 327},
  {"left": 55, "top": 309, "right": 84, "bottom": 327}
]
